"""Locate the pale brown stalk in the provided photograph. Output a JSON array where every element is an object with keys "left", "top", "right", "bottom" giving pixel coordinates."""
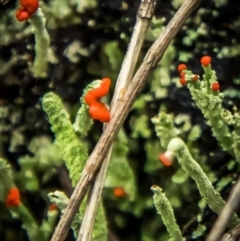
[
  {"left": 206, "top": 176, "right": 240, "bottom": 241},
  {"left": 50, "top": 1, "right": 201, "bottom": 241},
  {"left": 221, "top": 223, "right": 240, "bottom": 241}
]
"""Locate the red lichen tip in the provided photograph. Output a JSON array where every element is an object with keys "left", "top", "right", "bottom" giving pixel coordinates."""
[
  {"left": 180, "top": 77, "right": 187, "bottom": 86},
  {"left": 84, "top": 78, "right": 111, "bottom": 123},
  {"left": 48, "top": 203, "right": 58, "bottom": 211},
  {"left": 180, "top": 72, "right": 185, "bottom": 78},
  {"left": 88, "top": 103, "right": 110, "bottom": 122},
  {"left": 192, "top": 75, "right": 199, "bottom": 81},
  {"left": 102, "top": 77, "right": 111, "bottom": 86},
  {"left": 16, "top": 11, "right": 30, "bottom": 21},
  {"left": 158, "top": 151, "right": 173, "bottom": 167},
  {"left": 113, "top": 187, "right": 126, "bottom": 198},
  {"left": 201, "top": 56, "right": 211, "bottom": 67},
  {"left": 16, "top": 0, "right": 39, "bottom": 22},
  {"left": 211, "top": 82, "right": 220, "bottom": 91},
  {"left": 5, "top": 187, "right": 20, "bottom": 208},
  {"left": 177, "top": 64, "right": 187, "bottom": 73}
]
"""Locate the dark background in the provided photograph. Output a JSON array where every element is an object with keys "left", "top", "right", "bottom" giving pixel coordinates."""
[{"left": 1, "top": 0, "right": 240, "bottom": 240}]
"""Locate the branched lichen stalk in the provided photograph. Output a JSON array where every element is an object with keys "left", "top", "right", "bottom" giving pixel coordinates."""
[
  {"left": 186, "top": 66, "right": 234, "bottom": 155},
  {"left": 232, "top": 130, "right": 240, "bottom": 162},
  {"left": 151, "top": 185, "right": 184, "bottom": 241},
  {"left": 29, "top": 8, "right": 50, "bottom": 78},
  {"left": 221, "top": 107, "right": 240, "bottom": 162},
  {"left": 151, "top": 111, "right": 176, "bottom": 149},
  {"left": 167, "top": 137, "right": 239, "bottom": 228},
  {"left": 42, "top": 92, "right": 88, "bottom": 186},
  {"left": 73, "top": 80, "right": 101, "bottom": 137}
]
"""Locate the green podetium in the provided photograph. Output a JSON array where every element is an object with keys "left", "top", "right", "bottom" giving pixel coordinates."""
[
  {"left": 167, "top": 137, "right": 239, "bottom": 228},
  {"left": 151, "top": 185, "right": 185, "bottom": 241},
  {"left": 42, "top": 92, "right": 88, "bottom": 186}
]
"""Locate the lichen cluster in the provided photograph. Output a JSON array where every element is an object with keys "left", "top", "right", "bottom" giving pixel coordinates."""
[{"left": 1, "top": 0, "right": 240, "bottom": 241}]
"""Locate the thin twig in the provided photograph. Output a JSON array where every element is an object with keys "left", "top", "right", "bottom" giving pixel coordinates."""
[
  {"left": 77, "top": 1, "right": 156, "bottom": 240},
  {"left": 221, "top": 223, "right": 240, "bottom": 241},
  {"left": 50, "top": 1, "right": 201, "bottom": 241},
  {"left": 206, "top": 176, "right": 240, "bottom": 241},
  {"left": 110, "top": 0, "right": 156, "bottom": 109},
  {"left": 77, "top": 148, "right": 113, "bottom": 241}
]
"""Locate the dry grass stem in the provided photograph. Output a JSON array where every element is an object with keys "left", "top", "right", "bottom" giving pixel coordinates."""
[{"left": 207, "top": 176, "right": 240, "bottom": 241}]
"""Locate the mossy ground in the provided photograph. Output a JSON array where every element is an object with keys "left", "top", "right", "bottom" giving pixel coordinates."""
[{"left": 1, "top": 0, "right": 240, "bottom": 241}]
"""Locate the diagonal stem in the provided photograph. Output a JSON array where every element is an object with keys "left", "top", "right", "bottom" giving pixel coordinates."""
[
  {"left": 207, "top": 176, "right": 240, "bottom": 241},
  {"left": 50, "top": 1, "right": 201, "bottom": 240}
]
